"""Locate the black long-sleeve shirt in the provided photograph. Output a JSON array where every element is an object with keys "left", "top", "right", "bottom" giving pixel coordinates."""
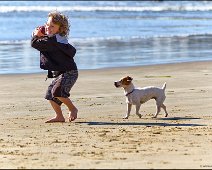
[{"left": 31, "top": 34, "right": 77, "bottom": 71}]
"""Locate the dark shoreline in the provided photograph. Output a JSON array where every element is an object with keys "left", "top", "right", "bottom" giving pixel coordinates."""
[{"left": 1, "top": 60, "right": 212, "bottom": 76}]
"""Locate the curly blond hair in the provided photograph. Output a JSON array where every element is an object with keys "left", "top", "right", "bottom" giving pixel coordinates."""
[{"left": 48, "top": 11, "right": 70, "bottom": 37}]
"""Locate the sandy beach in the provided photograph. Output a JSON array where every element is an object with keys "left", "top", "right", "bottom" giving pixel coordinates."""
[{"left": 0, "top": 61, "right": 212, "bottom": 169}]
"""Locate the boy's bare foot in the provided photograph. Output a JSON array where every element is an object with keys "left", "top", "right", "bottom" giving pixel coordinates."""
[
  {"left": 68, "top": 109, "right": 78, "bottom": 122},
  {"left": 45, "top": 117, "right": 65, "bottom": 123}
]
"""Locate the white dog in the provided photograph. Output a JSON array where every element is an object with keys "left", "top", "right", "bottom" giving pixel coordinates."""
[{"left": 114, "top": 76, "right": 168, "bottom": 119}]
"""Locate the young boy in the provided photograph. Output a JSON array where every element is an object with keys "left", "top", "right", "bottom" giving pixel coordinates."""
[{"left": 31, "top": 11, "right": 78, "bottom": 123}]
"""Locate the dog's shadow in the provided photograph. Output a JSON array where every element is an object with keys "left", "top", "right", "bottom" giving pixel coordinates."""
[
  {"left": 76, "top": 117, "right": 204, "bottom": 127},
  {"left": 157, "top": 117, "right": 201, "bottom": 121}
]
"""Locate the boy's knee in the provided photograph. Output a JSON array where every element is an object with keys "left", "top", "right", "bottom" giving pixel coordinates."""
[{"left": 52, "top": 97, "right": 63, "bottom": 106}]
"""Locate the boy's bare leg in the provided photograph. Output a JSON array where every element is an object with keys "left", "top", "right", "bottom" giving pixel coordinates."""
[
  {"left": 45, "top": 100, "right": 65, "bottom": 123},
  {"left": 57, "top": 97, "right": 78, "bottom": 121}
]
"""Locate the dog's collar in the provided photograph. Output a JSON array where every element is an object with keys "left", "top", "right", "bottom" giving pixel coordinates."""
[{"left": 125, "top": 89, "right": 135, "bottom": 96}]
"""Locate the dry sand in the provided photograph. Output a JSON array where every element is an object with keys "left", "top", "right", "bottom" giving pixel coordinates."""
[{"left": 0, "top": 61, "right": 212, "bottom": 169}]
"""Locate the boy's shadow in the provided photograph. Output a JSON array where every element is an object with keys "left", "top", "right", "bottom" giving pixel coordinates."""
[{"left": 76, "top": 117, "right": 205, "bottom": 127}]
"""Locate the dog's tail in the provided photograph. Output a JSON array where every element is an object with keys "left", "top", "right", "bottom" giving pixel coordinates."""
[{"left": 162, "top": 82, "right": 167, "bottom": 91}]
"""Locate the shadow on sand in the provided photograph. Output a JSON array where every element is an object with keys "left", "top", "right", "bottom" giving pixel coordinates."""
[
  {"left": 157, "top": 117, "right": 201, "bottom": 121},
  {"left": 76, "top": 117, "right": 204, "bottom": 127}
]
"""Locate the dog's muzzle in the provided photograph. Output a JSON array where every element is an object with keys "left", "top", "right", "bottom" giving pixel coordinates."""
[{"left": 114, "top": 81, "right": 120, "bottom": 88}]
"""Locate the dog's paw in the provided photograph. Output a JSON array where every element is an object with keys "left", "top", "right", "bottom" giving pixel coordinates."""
[
  {"left": 152, "top": 116, "right": 157, "bottom": 118},
  {"left": 123, "top": 116, "right": 129, "bottom": 119},
  {"left": 137, "top": 114, "right": 142, "bottom": 118}
]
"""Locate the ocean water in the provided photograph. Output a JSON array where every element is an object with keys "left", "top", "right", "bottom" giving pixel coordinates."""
[{"left": 1, "top": 1, "right": 212, "bottom": 74}]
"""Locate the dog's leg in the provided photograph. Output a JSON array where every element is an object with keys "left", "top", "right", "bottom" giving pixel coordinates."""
[
  {"left": 161, "top": 103, "right": 168, "bottom": 117},
  {"left": 152, "top": 105, "right": 161, "bottom": 118},
  {"left": 135, "top": 103, "right": 142, "bottom": 118},
  {"left": 123, "top": 103, "right": 132, "bottom": 119}
]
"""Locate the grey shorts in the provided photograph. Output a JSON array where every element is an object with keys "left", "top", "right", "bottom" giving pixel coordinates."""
[{"left": 45, "top": 70, "right": 78, "bottom": 105}]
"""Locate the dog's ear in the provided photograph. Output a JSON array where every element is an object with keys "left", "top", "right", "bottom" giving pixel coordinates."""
[{"left": 127, "top": 76, "right": 133, "bottom": 82}]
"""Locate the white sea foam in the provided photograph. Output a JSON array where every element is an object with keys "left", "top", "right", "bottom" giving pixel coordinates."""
[
  {"left": 2, "top": 4, "right": 212, "bottom": 13},
  {"left": 1, "top": 33, "right": 212, "bottom": 45}
]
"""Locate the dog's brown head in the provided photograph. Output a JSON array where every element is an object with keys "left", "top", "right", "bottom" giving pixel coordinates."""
[{"left": 114, "top": 76, "right": 133, "bottom": 88}]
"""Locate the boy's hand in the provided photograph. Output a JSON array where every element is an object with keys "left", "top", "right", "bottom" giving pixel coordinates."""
[{"left": 33, "top": 26, "right": 45, "bottom": 37}]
